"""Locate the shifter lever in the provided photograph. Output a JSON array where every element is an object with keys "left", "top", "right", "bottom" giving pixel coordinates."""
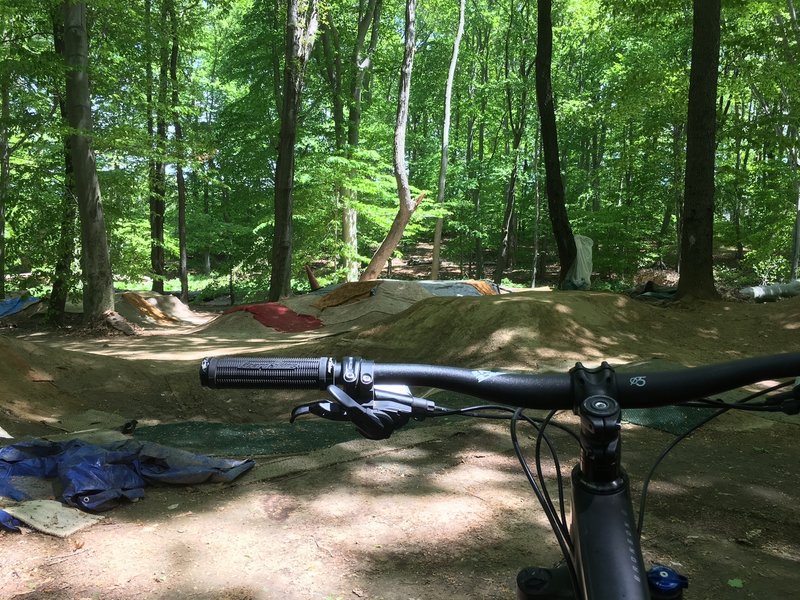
[{"left": 326, "top": 385, "right": 391, "bottom": 439}]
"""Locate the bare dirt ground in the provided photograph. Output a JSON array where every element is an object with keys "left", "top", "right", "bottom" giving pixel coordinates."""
[{"left": 1, "top": 288, "right": 800, "bottom": 599}]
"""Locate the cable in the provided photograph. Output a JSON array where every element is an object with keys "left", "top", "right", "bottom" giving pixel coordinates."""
[
  {"left": 635, "top": 380, "right": 794, "bottom": 537},
  {"left": 434, "top": 403, "right": 577, "bottom": 543},
  {"left": 433, "top": 404, "right": 524, "bottom": 420},
  {"left": 533, "top": 410, "right": 571, "bottom": 543},
  {"left": 436, "top": 404, "right": 577, "bottom": 550},
  {"left": 684, "top": 399, "right": 785, "bottom": 411},
  {"left": 441, "top": 403, "right": 576, "bottom": 561},
  {"left": 511, "top": 408, "right": 580, "bottom": 594},
  {"left": 430, "top": 402, "right": 578, "bottom": 544},
  {"left": 434, "top": 404, "right": 581, "bottom": 444}
]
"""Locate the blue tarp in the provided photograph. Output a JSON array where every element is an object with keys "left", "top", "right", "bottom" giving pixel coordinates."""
[
  {"left": 306, "top": 280, "right": 499, "bottom": 298},
  {"left": 0, "top": 439, "right": 255, "bottom": 516},
  {"left": 0, "top": 510, "right": 22, "bottom": 532},
  {"left": 0, "top": 295, "right": 39, "bottom": 318},
  {"left": 417, "top": 280, "right": 499, "bottom": 296}
]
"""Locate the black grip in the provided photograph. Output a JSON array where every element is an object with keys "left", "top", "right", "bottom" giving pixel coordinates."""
[{"left": 200, "top": 356, "right": 332, "bottom": 389}]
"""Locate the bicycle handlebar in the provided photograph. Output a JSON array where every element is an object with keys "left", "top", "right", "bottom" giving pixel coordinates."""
[{"left": 199, "top": 353, "right": 800, "bottom": 409}]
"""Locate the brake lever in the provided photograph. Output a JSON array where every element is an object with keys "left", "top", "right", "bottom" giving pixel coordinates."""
[
  {"left": 289, "top": 385, "right": 416, "bottom": 440},
  {"left": 760, "top": 378, "right": 800, "bottom": 415},
  {"left": 290, "top": 400, "right": 350, "bottom": 423},
  {"left": 781, "top": 378, "right": 800, "bottom": 414}
]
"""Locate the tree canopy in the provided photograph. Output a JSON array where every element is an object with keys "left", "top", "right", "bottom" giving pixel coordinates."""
[{"left": 1, "top": 0, "right": 798, "bottom": 305}]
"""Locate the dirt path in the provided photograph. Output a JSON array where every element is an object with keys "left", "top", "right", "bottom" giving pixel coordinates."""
[{"left": 2, "top": 290, "right": 799, "bottom": 599}]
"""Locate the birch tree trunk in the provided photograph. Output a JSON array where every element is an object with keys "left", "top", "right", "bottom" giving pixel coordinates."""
[
  {"left": 784, "top": 0, "right": 800, "bottom": 279},
  {"left": 169, "top": 1, "right": 189, "bottom": 303},
  {"left": 63, "top": 1, "right": 114, "bottom": 322},
  {"left": 431, "top": 0, "right": 465, "bottom": 279},
  {"left": 360, "top": 0, "right": 419, "bottom": 281}
]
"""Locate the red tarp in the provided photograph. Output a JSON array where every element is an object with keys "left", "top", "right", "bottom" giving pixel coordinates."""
[{"left": 224, "top": 303, "right": 323, "bottom": 332}]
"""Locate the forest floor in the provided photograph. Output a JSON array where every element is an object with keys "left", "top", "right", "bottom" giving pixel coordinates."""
[{"left": 1, "top": 284, "right": 800, "bottom": 600}]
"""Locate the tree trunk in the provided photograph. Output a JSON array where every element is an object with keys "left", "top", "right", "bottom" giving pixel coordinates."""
[
  {"left": 268, "top": 0, "right": 319, "bottom": 300},
  {"left": 320, "top": 18, "right": 351, "bottom": 280},
  {"left": 589, "top": 116, "right": 605, "bottom": 212},
  {"left": 465, "top": 114, "right": 476, "bottom": 277},
  {"left": 495, "top": 0, "right": 533, "bottom": 284},
  {"left": 48, "top": 162, "right": 77, "bottom": 324},
  {"left": 360, "top": 0, "right": 419, "bottom": 281},
  {"left": 494, "top": 150, "right": 520, "bottom": 284},
  {"left": 0, "top": 71, "right": 9, "bottom": 300},
  {"left": 469, "top": 26, "right": 490, "bottom": 280},
  {"left": 791, "top": 143, "right": 800, "bottom": 280},
  {"left": 150, "top": 0, "right": 169, "bottom": 294},
  {"left": 341, "top": 203, "right": 359, "bottom": 280},
  {"left": 531, "top": 136, "right": 542, "bottom": 287},
  {"left": 319, "top": 19, "right": 345, "bottom": 150},
  {"left": 47, "top": 11, "right": 77, "bottom": 325},
  {"left": 63, "top": 1, "right": 114, "bottom": 322},
  {"left": 320, "top": 18, "right": 356, "bottom": 282},
  {"left": 732, "top": 108, "right": 749, "bottom": 261},
  {"left": 271, "top": 0, "right": 284, "bottom": 116},
  {"left": 431, "top": 0, "right": 465, "bottom": 280},
  {"left": 203, "top": 166, "right": 212, "bottom": 274},
  {"left": 320, "top": 0, "right": 381, "bottom": 282},
  {"left": 169, "top": 2, "right": 189, "bottom": 303},
  {"left": 784, "top": 1, "right": 800, "bottom": 279},
  {"left": 660, "top": 122, "right": 684, "bottom": 255},
  {"left": 677, "top": 0, "right": 721, "bottom": 299},
  {"left": 535, "top": 0, "right": 575, "bottom": 285}
]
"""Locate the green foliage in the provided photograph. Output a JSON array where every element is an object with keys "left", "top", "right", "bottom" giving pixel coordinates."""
[
  {"left": 743, "top": 252, "right": 790, "bottom": 286},
  {"left": 111, "top": 217, "right": 154, "bottom": 280},
  {"left": 1, "top": 0, "right": 798, "bottom": 299},
  {"left": 591, "top": 277, "right": 635, "bottom": 293},
  {"left": 500, "top": 278, "right": 528, "bottom": 289}
]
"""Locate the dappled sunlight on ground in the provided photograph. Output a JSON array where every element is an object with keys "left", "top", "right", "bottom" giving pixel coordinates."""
[{"left": 2, "top": 291, "right": 800, "bottom": 598}]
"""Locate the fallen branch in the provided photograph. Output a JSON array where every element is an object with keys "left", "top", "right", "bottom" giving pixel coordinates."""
[{"left": 42, "top": 548, "right": 90, "bottom": 567}]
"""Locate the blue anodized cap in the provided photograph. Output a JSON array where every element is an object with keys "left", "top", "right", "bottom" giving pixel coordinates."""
[{"left": 647, "top": 565, "right": 689, "bottom": 592}]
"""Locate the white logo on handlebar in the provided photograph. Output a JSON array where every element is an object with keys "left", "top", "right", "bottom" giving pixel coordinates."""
[
  {"left": 629, "top": 376, "right": 647, "bottom": 387},
  {"left": 474, "top": 370, "right": 504, "bottom": 382}
]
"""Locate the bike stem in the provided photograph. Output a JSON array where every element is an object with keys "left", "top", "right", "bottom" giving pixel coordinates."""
[
  {"left": 571, "top": 362, "right": 623, "bottom": 486},
  {"left": 517, "top": 363, "right": 652, "bottom": 600}
]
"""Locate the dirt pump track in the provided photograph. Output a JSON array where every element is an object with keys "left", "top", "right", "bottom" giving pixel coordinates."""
[{"left": 1, "top": 289, "right": 800, "bottom": 599}]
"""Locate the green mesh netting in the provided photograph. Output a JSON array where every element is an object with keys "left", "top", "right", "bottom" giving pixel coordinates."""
[
  {"left": 134, "top": 420, "right": 360, "bottom": 456},
  {"left": 134, "top": 413, "right": 456, "bottom": 457},
  {"left": 621, "top": 406, "right": 711, "bottom": 435}
]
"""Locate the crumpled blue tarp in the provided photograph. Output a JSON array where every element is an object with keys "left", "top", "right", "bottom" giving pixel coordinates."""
[
  {"left": 0, "top": 438, "right": 254, "bottom": 512},
  {"left": 0, "top": 464, "right": 28, "bottom": 501},
  {"left": 0, "top": 509, "right": 22, "bottom": 532},
  {"left": 0, "top": 295, "right": 39, "bottom": 318}
]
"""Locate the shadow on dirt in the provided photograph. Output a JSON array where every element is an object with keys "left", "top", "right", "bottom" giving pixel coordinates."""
[{"left": 8, "top": 412, "right": 794, "bottom": 600}]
